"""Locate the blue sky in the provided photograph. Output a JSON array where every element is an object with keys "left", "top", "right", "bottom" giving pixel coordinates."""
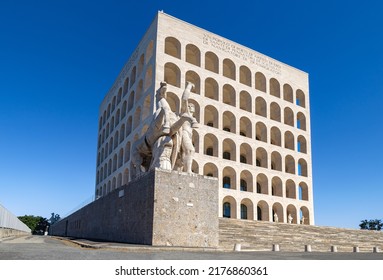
[{"left": 0, "top": 0, "right": 382, "bottom": 229}]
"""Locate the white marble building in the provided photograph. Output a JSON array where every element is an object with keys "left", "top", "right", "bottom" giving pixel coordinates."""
[{"left": 95, "top": 11, "right": 314, "bottom": 225}]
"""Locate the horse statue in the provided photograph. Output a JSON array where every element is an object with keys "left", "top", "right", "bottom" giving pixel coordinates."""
[{"left": 131, "top": 81, "right": 198, "bottom": 179}]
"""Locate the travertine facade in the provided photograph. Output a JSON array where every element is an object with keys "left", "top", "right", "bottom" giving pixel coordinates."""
[{"left": 95, "top": 12, "right": 314, "bottom": 225}]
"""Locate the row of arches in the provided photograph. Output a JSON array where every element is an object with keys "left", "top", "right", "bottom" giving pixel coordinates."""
[
  {"left": 204, "top": 105, "right": 307, "bottom": 134},
  {"left": 96, "top": 168, "right": 130, "bottom": 198},
  {"left": 99, "top": 40, "right": 154, "bottom": 131},
  {"left": 221, "top": 169, "right": 309, "bottom": 200},
  {"left": 164, "top": 37, "right": 306, "bottom": 107},
  {"left": 222, "top": 196, "right": 311, "bottom": 224},
  {"left": 164, "top": 85, "right": 308, "bottom": 132},
  {"left": 98, "top": 94, "right": 151, "bottom": 151},
  {"left": 200, "top": 125, "right": 307, "bottom": 153},
  {"left": 201, "top": 134, "right": 309, "bottom": 177}
]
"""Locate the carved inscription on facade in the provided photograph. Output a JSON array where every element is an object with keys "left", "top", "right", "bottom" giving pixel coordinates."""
[{"left": 203, "top": 33, "right": 282, "bottom": 75}]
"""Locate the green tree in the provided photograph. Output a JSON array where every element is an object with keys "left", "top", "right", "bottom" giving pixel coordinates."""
[
  {"left": 359, "top": 219, "right": 382, "bottom": 231},
  {"left": 18, "top": 215, "right": 50, "bottom": 234}
]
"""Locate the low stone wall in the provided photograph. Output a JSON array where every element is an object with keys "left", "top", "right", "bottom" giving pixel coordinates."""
[
  {"left": 219, "top": 218, "right": 383, "bottom": 252},
  {"left": 0, "top": 228, "right": 31, "bottom": 239},
  {"left": 51, "top": 169, "right": 219, "bottom": 247}
]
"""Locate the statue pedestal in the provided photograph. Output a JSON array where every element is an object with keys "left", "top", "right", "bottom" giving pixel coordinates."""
[
  {"left": 151, "top": 169, "right": 219, "bottom": 247},
  {"left": 50, "top": 169, "right": 219, "bottom": 248}
]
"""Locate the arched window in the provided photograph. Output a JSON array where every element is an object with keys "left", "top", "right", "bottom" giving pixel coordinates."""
[
  {"left": 284, "top": 107, "right": 294, "bottom": 127},
  {"left": 255, "top": 97, "right": 267, "bottom": 117},
  {"left": 223, "top": 84, "right": 236, "bottom": 106},
  {"left": 117, "top": 88, "right": 122, "bottom": 104},
  {"left": 300, "top": 207, "right": 310, "bottom": 224},
  {"left": 270, "top": 127, "right": 281, "bottom": 146},
  {"left": 222, "top": 167, "right": 236, "bottom": 189},
  {"left": 271, "top": 151, "right": 282, "bottom": 171},
  {"left": 240, "top": 170, "right": 253, "bottom": 192},
  {"left": 205, "top": 78, "right": 219, "bottom": 100},
  {"left": 297, "top": 112, "right": 307, "bottom": 130},
  {"left": 272, "top": 202, "right": 284, "bottom": 223},
  {"left": 257, "top": 201, "right": 269, "bottom": 221},
  {"left": 223, "top": 176, "right": 231, "bottom": 189},
  {"left": 256, "top": 122, "right": 267, "bottom": 142},
  {"left": 223, "top": 111, "right": 236, "bottom": 133},
  {"left": 123, "top": 168, "right": 129, "bottom": 186},
  {"left": 137, "top": 54, "right": 144, "bottom": 77},
  {"left": 283, "top": 84, "right": 294, "bottom": 103},
  {"left": 123, "top": 77, "right": 129, "bottom": 96},
  {"left": 204, "top": 134, "right": 218, "bottom": 157},
  {"left": 115, "top": 109, "right": 120, "bottom": 126},
  {"left": 130, "top": 67, "right": 136, "bottom": 88},
  {"left": 257, "top": 206, "right": 262, "bottom": 221},
  {"left": 240, "top": 116, "right": 252, "bottom": 138},
  {"left": 142, "top": 95, "right": 151, "bottom": 121},
  {"left": 145, "top": 40, "right": 154, "bottom": 64},
  {"left": 119, "top": 124, "right": 125, "bottom": 143},
  {"left": 121, "top": 101, "right": 127, "bottom": 119},
  {"left": 287, "top": 204, "right": 298, "bottom": 224},
  {"left": 223, "top": 58, "right": 236, "bottom": 80},
  {"left": 144, "top": 65, "right": 153, "bottom": 92},
  {"left": 118, "top": 148, "right": 124, "bottom": 168},
  {"left": 256, "top": 173, "right": 268, "bottom": 194},
  {"left": 164, "top": 62, "right": 181, "bottom": 87},
  {"left": 128, "top": 91, "right": 135, "bottom": 112},
  {"left": 165, "top": 37, "right": 181, "bottom": 59},
  {"left": 204, "top": 105, "right": 219, "bottom": 128},
  {"left": 133, "top": 107, "right": 141, "bottom": 129},
  {"left": 240, "top": 143, "right": 252, "bottom": 165},
  {"left": 203, "top": 162, "right": 218, "bottom": 177},
  {"left": 285, "top": 131, "right": 295, "bottom": 150},
  {"left": 297, "top": 135, "right": 307, "bottom": 153},
  {"left": 135, "top": 79, "right": 143, "bottom": 102},
  {"left": 270, "top": 102, "right": 281, "bottom": 122},
  {"left": 270, "top": 78, "right": 280, "bottom": 98},
  {"left": 272, "top": 177, "right": 283, "bottom": 197},
  {"left": 285, "top": 155, "right": 295, "bottom": 174},
  {"left": 222, "top": 139, "right": 236, "bottom": 162},
  {"left": 298, "top": 159, "right": 308, "bottom": 177},
  {"left": 185, "top": 44, "right": 201, "bottom": 66},
  {"left": 223, "top": 202, "right": 231, "bottom": 218},
  {"left": 255, "top": 72, "right": 266, "bottom": 92},
  {"left": 286, "top": 179, "right": 296, "bottom": 199},
  {"left": 240, "top": 179, "right": 247, "bottom": 191},
  {"left": 256, "top": 148, "right": 268, "bottom": 168},
  {"left": 111, "top": 96, "right": 116, "bottom": 112},
  {"left": 240, "top": 204, "right": 248, "bottom": 219},
  {"left": 239, "top": 65, "right": 251, "bottom": 86},
  {"left": 126, "top": 117, "right": 132, "bottom": 137},
  {"left": 124, "top": 142, "right": 131, "bottom": 163},
  {"left": 205, "top": 51, "right": 219, "bottom": 73},
  {"left": 239, "top": 90, "right": 252, "bottom": 112},
  {"left": 296, "top": 89, "right": 306, "bottom": 108},
  {"left": 299, "top": 182, "right": 309, "bottom": 201},
  {"left": 113, "top": 154, "right": 117, "bottom": 172},
  {"left": 114, "top": 131, "right": 119, "bottom": 149}
]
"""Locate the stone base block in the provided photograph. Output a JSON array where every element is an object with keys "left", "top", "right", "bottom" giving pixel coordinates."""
[{"left": 51, "top": 169, "right": 218, "bottom": 248}]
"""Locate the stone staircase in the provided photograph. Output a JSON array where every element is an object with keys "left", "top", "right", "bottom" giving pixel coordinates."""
[{"left": 219, "top": 218, "right": 383, "bottom": 252}]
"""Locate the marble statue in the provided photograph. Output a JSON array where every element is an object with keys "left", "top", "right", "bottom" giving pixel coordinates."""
[
  {"left": 274, "top": 213, "right": 279, "bottom": 223},
  {"left": 131, "top": 81, "right": 198, "bottom": 178},
  {"left": 288, "top": 214, "right": 293, "bottom": 224}
]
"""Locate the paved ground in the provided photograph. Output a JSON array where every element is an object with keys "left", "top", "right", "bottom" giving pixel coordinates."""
[{"left": 1, "top": 235, "right": 383, "bottom": 260}]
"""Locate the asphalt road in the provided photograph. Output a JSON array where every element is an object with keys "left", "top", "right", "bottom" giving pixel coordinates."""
[{"left": 1, "top": 235, "right": 383, "bottom": 260}]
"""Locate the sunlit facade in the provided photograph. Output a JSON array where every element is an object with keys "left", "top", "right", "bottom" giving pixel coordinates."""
[{"left": 95, "top": 12, "right": 314, "bottom": 225}]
